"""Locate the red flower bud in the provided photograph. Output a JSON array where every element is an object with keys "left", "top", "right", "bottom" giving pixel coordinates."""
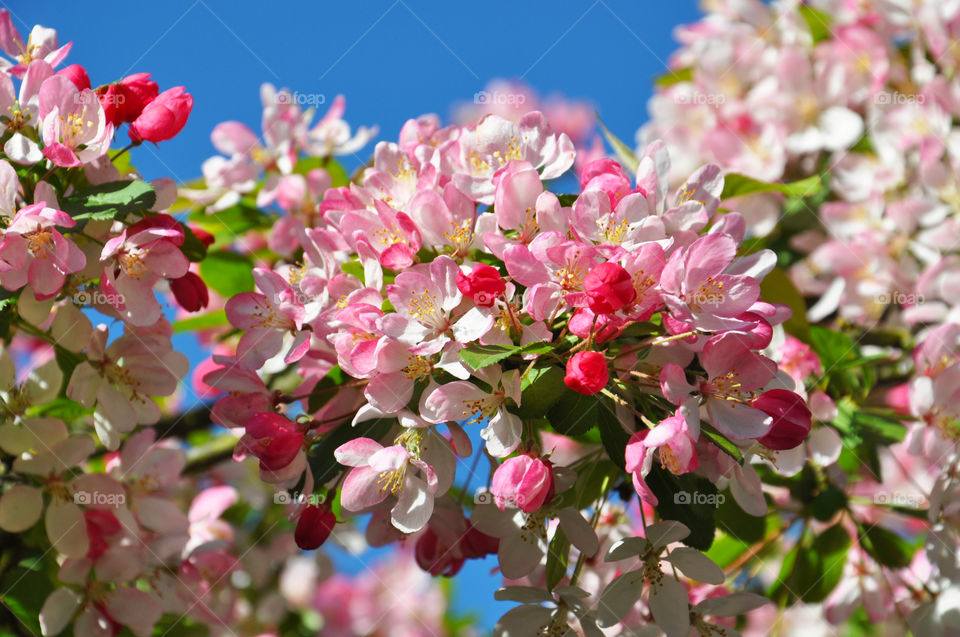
[
  {"left": 243, "top": 413, "right": 304, "bottom": 471},
  {"left": 117, "top": 73, "right": 159, "bottom": 122},
  {"left": 456, "top": 263, "right": 506, "bottom": 307},
  {"left": 294, "top": 504, "right": 337, "bottom": 550},
  {"left": 584, "top": 261, "right": 636, "bottom": 314},
  {"left": 57, "top": 64, "right": 91, "bottom": 91},
  {"left": 564, "top": 350, "right": 609, "bottom": 395},
  {"left": 84, "top": 510, "right": 122, "bottom": 560},
  {"left": 129, "top": 86, "right": 192, "bottom": 143},
  {"left": 753, "top": 389, "right": 812, "bottom": 450},
  {"left": 190, "top": 226, "right": 215, "bottom": 247},
  {"left": 171, "top": 272, "right": 209, "bottom": 312}
]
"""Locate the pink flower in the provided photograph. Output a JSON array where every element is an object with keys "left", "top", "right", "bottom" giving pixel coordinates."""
[
  {"left": 0, "top": 13, "right": 71, "bottom": 77},
  {"left": 660, "top": 233, "right": 762, "bottom": 331},
  {"left": 584, "top": 261, "right": 636, "bottom": 314},
  {"left": 456, "top": 263, "right": 506, "bottom": 307},
  {"left": 752, "top": 389, "right": 812, "bottom": 450},
  {"left": 778, "top": 336, "right": 822, "bottom": 382},
  {"left": 128, "top": 86, "right": 192, "bottom": 142},
  {"left": 38, "top": 75, "right": 112, "bottom": 167},
  {"left": 224, "top": 268, "right": 310, "bottom": 370},
  {"left": 580, "top": 158, "right": 637, "bottom": 208},
  {"left": 491, "top": 454, "right": 555, "bottom": 513},
  {"left": 564, "top": 351, "right": 609, "bottom": 395},
  {"left": 626, "top": 411, "right": 699, "bottom": 505},
  {"left": 100, "top": 214, "right": 190, "bottom": 326},
  {"left": 334, "top": 437, "right": 440, "bottom": 533},
  {"left": 0, "top": 202, "right": 85, "bottom": 299}
]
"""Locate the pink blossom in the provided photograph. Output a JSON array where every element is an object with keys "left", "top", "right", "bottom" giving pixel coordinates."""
[
  {"left": 0, "top": 202, "right": 85, "bottom": 298},
  {"left": 38, "top": 75, "right": 112, "bottom": 167}
]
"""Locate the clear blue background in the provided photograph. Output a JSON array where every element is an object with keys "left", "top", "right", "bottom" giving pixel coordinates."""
[{"left": 9, "top": 0, "right": 701, "bottom": 631}]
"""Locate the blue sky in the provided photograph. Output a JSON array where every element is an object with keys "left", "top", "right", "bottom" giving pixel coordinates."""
[{"left": 11, "top": 0, "right": 702, "bottom": 631}]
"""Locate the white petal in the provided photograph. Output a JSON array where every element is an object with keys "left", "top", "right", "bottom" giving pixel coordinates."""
[
  {"left": 695, "top": 592, "right": 769, "bottom": 616},
  {"left": 605, "top": 537, "right": 650, "bottom": 562},
  {"left": 494, "top": 586, "right": 553, "bottom": 604},
  {"left": 596, "top": 569, "right": 644, "bottom": 628},
  {"left": 45, "top": 501, "right": 88, "bottom": 558},
  {"left": 557, "top": 507, "right": 599, "bottom": 557},
  {"left": 645, "top": 520, "right": 690, "bottom": 548},
  {"left": 664, "top": 547, "right": 724, "bottom": 584},
  {"left": 40, "top": 588, "right": 82, "bottom": 637},
  {"left": 0, "top": 485, "right": 43, "bottom": 532},
  {"left": 650, "top": 574, "right": 691, "bottom": 637}
]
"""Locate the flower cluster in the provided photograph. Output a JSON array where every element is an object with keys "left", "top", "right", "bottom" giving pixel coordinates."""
[
  {"left": 189, "top": 73, "right": 816, "bottom": 633},
  {"left": 642, "top": 0, "right": 960, "bottom": 632}
]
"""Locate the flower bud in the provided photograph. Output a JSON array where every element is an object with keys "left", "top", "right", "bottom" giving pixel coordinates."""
[
  {"left": 491, "top": 454, "right": 555, "bottom": 513},
  {"left": 564, "top": 350, "right": 609, "bottom": 395},
  {"left": 294, "top": 504, "right": 337, "bottom": 550},
  {"left": 129, "top": 86, "right": 193, "bottom": 143},
  {"left": 243, "top": 413, "right": 304, "bottom": 470},
  {"left": 456, "top": 263, "right": 506, "bottom": 307},
  {"left": 753, "top": 389, "right": 812, "bottom": 450},
  {"left": 57, "top": 64, "right": 91, "bottom": 91},
  {"left": 584, "top": 261, "right": 635, "bottom": 314},
  {"left": 171, "top": 272, "right": 209, "bottom": 312},
  {"left": 580, "top": 158, "right": 633, "bottom": 208}
]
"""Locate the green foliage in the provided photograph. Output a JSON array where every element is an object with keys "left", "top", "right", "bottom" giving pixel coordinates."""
[
  {"left": 645, "top": 468, "right": 718, "bottom": 551},
  {"left": 597, "top": 116, "right": 638, "bottom": 174},
  {"left": 721, "top": 173, "right": 823, "bottom": 200},
  {"left": 189, "top": 201, "right": 273, "bottom": 248},
  {"left": 200, "top": 250, "right": 256, "bottom": 298},
  {"left": 654, "top": 67, "right": 694, "bottom": 86},
  {"left": 459, "top": 341, "right": 552, "bottom": 371},
  {"left": 545, "top": 526, "right": 570, "bottom": 590},
  {"left": 770, "top": 523, "right": 850, "bottom": 603},
  {"left": 172, "top": 310, "right": 228, "bottom": 333},
  {"left": 799, "top": 5, "right": 834, "bottom": 44},
  {"left": 859, "top": 524, "right": 915, "bottom": 569},
  {"left": 760, "top": 268, "right": 810, "bottom": 341},
  {"left": 60, "top": 179, "right": 157, "bottom": 222},
  {"left": 809, "top": 326, "right": 875, "bottom": 400},
  {"left": 517, "top": 365, "right": 567, "bottom": 419},
  {"left": 307, "top": 418, "right": 395, "bottom": 485}
]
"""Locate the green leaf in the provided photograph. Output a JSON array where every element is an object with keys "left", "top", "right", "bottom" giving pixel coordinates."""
[
  {"left": 180, "top": 223, "right": 209, "bottom": 262},
  {"left": 860, "top": 525, "right": 914, "bottom": 569},
  {"left": 771, "top": 524, "right": 850, "bottom": 603},
  {"left": 189, "top": 201, "right": 273, "bottom": 247},
  {"left": 760, "top": 268, "right": 810, "bottom": 341},
  {"left": 294, "top": 157, "right": 350, "bottom": 188},
  {"left": 811, "top": 487, "right": 847, "bottom": 522},
  {"left": 28, "top": 396, "right": 92, "bottom": 422},
  {"left": 721, "top": 173, "right": 822, "bottom": 200},
  {"left": 517, "top": 366, "right": 567, "bottom": 419},
  {"left": 459, "top": 343, "right": 522, "bottom": 370},
  {"left": 0, "top": 565, "right": 53, "bottom": 635},
  {"left": 597, "top": 115, "right": 638, "bottom": 174},
  {"left": 654, "top": 67, "right": 694, "bottom": 87},
  {"left": 200, "top": 250, "right": 255, "bottom": 298},
  {"left": 799, "top": 5, "right": 833, "bottom": 44},
  {"left": 596, "top": 399, "right": 631, "bottom": 471},
  {"left": 173, "top": 310, "right": 228, "bottom": 333},
  {"left": 548, "top": 391, "right": 598, "bottom": 437},
  {"left": 60, "top": 179, "right": 157, "bottom": 221},
  {"left": 699, "top": 424, "right": 744, "bottom": 465},
  {"left": 306, "top": 366, "right": 344, "bottom": 414},
  {"left": 545, "top": 527, "right": 571, "bottom": 591},
  {"left": 645, "top": 468, "right": 718, "bottom": 551}
]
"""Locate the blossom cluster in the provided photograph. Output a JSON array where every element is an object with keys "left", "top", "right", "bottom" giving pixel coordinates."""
[
  {"left": 186, "top": 66, "right": 823, "bottom": 632},
  {"left": 643, "top": 0, "right": 960, "bottom": 632}
]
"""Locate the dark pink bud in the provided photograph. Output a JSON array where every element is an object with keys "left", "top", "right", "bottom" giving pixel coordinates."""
[
  {"left": 564, "top": 350, "right": 609, "bottom": 395},
  {"left": 753, "top": 389, "right": 812, "bottom": 450},
  {"left": 244, "top": 413, "right": 304, "bottom": 470},
  {"left": 171, "top": 272, "right": 209, "bottom": 312},
  {"left": 294, "top": 504, "right": 337, "bottom": 550},
  {"left": 57, "top": 64, "right": 91, "bottom": 91},
  {"left": 456, "top": 263, "right": 506, "bottom": 307},
  {"left": 129, "top": 86, "right": 192, "bottom": 143}
]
